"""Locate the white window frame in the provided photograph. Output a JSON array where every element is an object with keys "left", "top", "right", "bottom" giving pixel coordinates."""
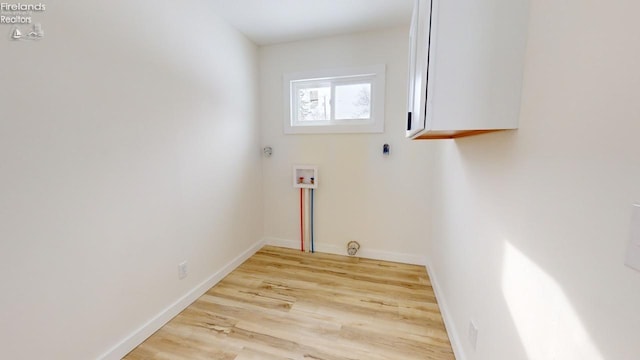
[{"left": 283, "top": 65, "right": 386, "bottom": 134}]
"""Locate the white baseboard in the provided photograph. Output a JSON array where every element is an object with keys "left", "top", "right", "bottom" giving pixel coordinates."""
[
  {"left": 264, "top": 237, "right": 302, "bottom": 250},
  {"left": 426, "top": 264, "right": 467, "bottom": 360},
  {"left": 263, "top": 237, "right": 427, "bottom": 266},
  {"left": 97, "top": 239, "right": 266, "bottom": 360}
]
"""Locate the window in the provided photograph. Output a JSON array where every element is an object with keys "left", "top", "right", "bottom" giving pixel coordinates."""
[{"left": 283, "top": 65, "right": 386, "bottom": 134}]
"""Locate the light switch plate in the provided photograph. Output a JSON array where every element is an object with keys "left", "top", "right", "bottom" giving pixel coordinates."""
[{"left": 625, "top": 204, "right": 640, "bottom": 272}]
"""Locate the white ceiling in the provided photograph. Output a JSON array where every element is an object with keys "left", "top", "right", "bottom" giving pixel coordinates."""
[{"left": 208, "top": 0, "right": 414, "bottom": 46}]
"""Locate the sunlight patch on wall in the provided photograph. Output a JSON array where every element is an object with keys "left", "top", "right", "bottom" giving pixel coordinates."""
[{"left": 501, "top": 242, "right": 603, "bottom": 360}]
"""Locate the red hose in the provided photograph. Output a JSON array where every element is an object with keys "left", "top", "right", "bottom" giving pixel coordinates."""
[{"left": 300, "top": 188, "right": 304, "bottom": 252}]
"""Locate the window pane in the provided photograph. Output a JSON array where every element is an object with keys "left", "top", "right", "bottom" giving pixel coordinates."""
[
  {"left": 298, "top": 87, "right": 331, "bottom": 121},
  {"left": 335, "top": 83, "right": 371, "bottom": 120}
]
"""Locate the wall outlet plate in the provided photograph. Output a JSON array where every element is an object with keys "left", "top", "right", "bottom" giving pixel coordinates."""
[
  {"left": 625, "top": 204, "right": 640, "bottom": 272},
  {"left": 178, "top": 261, "right": 188, "bottom": 280},
  {"left": 468, "top": 320, "right": 478, "bottom": 351}
]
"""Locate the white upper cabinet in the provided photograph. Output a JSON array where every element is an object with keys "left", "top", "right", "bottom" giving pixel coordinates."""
[{"left": 406, "top": 0, "right": 530, "bottom": 139}]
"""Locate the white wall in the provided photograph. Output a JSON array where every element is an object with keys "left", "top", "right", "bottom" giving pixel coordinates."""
[
  {"left": 0, "top": 1, "right": 262, "bottom": 359},
  {"left": 259, "top": 27, "right": 438, "bottom": 263},
  {"left": 430, "top": 1, "right": 640, "bottom": 359}
]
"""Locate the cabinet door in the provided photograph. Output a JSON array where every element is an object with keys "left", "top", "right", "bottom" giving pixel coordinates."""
[
  {"left": 406, "top": 0, "right": 434, "bottom": 137},
  {"left": 408, "top": 0, "right": 528, "bottom": 137}
]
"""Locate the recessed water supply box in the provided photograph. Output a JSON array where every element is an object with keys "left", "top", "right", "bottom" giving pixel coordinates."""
[{"left": 293, "top": 165, "right": 318, "bottom": 189}]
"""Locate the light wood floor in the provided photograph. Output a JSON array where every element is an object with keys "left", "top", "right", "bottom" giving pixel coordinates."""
[{"left": 125, "top": 246, "right": 455, "bottom": 360}]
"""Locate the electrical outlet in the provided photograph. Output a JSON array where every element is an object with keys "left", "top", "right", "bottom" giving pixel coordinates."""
[
  {"left": 468, "top": 320, "right": 478, "bottom": 351},
  {"left": 625, "top": 204, "right": 640, "bottom": 272},
  {"left": 178, "top": 261, "right": 188, "bottom": 280}
]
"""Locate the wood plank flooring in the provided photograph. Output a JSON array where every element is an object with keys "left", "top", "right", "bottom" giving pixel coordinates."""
[{"left": 124, "top": 246, "right": 455, "bottom": 360}]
